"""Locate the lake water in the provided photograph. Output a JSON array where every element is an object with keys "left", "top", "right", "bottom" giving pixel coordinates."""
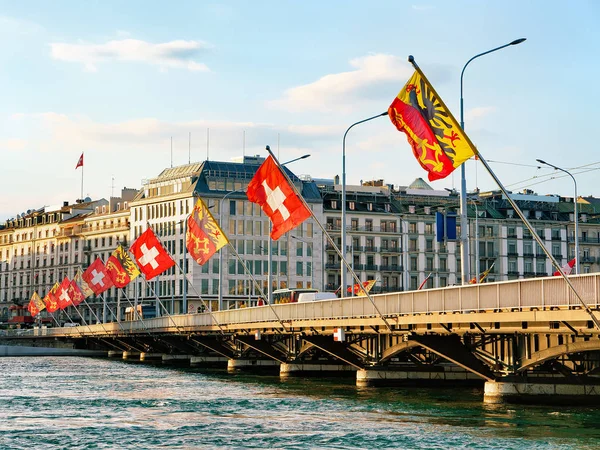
[{"left": 1, "top": 357, "right": 599, "bottom": 449}]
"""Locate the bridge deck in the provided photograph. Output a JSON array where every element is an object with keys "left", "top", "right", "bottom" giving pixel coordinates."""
[{"left": 7, "top": 273, "right": 600, "bottom": 338}]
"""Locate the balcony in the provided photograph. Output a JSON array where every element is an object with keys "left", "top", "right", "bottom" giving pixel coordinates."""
[
  {"left": 581, "top": 256, "right": 595, "bottom": 264},
  {"left": 507, "top": 251, "right": 519, "bottom": 257},
  {"left": 523, "top": 252, "right": 534, "bottom": 258},
  {"left": 364, "top": 264, "right": 379, "bottom": 271},
  {"left": 364, "top": 246, "right": 378, "bottom": 253},
  {"left": 380, "top": 247, "right": 401, "bottom": 254},
  {"left": 380, "top": 264, "right": 401, "bottom": 272},
  {"left": 325, "top": 263, "right": 340, "bottom": 270}
]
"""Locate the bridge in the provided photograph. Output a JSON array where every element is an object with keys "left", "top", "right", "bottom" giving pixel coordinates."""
[{"left": 4, "top": 273, "right": 600, "bottom": 404}]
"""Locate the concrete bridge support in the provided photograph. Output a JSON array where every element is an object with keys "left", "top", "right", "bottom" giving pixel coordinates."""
[
  {"left": 356, "top": 366, "right": 484, "bottom": 387},
  {"left": 140, "top": 352, "right": 163, "bottom": 362},
  {"left": 484, "top": 380, "right": 600, "bottom": 405},
  {"left": 190, "top": 355, "right": 228, "bottom": 368},
  {"left": 280, "top": 362, "right": 357, "bottom": 379},
  {"left": 162, "top": 354, "right": 191, "bottom": 365},
  {"left": 122, "top": 351, "right": 141, "bottom": 360},
  {"left": 227, "top": 358, "right": 280, "bottom": 373},
  {"left": 107, "top": 350, "right": 123, "bottom": 358}
]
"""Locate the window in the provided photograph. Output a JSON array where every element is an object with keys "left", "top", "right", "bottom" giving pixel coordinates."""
[
  {"left": 365, "top": 219, "right": 373, "bottom": 232},
  {"left": 296, "top": 261, "right": 303, "bottom": 276}
]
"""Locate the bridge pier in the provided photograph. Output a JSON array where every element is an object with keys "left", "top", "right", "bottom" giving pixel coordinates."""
[
  {"left": 162, "top": 354, "right": 191, "bottom": 365},
  {"left": 484, "top": 379, "right": 600, "bottom": 405},
  {"left": 190, "top": 356, "right": 228, "bottom": 368},
  {"left": 107, "top": 350, "right": 123, "bottom": 358},
  {"left": 122, "top": 351, "right": 141, "bottom": 360},
  {"left": 140, "top": 352, "right": 163, "bottom": 362},
  {"left": 227, "top": 358, "right": 280, "bottom": 373},
  {"left": 356, "top": 366, "right": 483, "bottom": 387},
  {"left": 280, "top": 362, "right": 357, "bottom": 378}
]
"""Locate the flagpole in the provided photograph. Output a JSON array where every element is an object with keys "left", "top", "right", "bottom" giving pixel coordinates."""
[
  {"left": 264, "top": 145, "right": 393, "bottom": 332},
  {"left": 81, "top": 152, "right": 84, "bottom": 201},
  {"left": 226, "top": 241, "right": 289, "bottom": 332}
]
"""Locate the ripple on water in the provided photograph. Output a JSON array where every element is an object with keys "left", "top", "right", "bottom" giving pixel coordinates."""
[{"left": 1, "top": 357, "right": 600, "bottom": 450}]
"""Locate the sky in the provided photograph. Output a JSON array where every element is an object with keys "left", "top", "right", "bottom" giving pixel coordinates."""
[{"left": 1, "top": 1, "right": 599, "bottom": 220}]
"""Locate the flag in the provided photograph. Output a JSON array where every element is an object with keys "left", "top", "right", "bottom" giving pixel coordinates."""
[
  {"left": 28, "top": 292, "right": 46, "bottom": 317},
  {"left": 83, "top": 258, "right": 114, "bottom": 295},
  {"left": 348, "top": 279, "right": 377, "bottom": 296},
  {"left": 75, "top": 152, "right": 83, "bottom": 169},
  {"left": 68, "top": 278, "right": 85, "bottom": 306},
  {"left": 74, "top": 268, "right": 94, "bottom": 299},
  {"left": 470, "top": 262, "right": 496, "bottom": 284},
  {"left": 186, "top": 198, "right": 229, "bottom": 266},
  {"left": 56, "top": 277, "right": 73, "bottom": 309},
  {"left": 44, "top": 282, "right": 60, "bottom": 313},
  {"left": 130, "top": 228, "right": 175, "bottom": 280},
  {"left": 418, "top": 273, "right": 433, "bottom": 290},
  {"left": 388, "top": 70, "right": 476, "bottom": 181},
  {"left": 554, "top": 258, "right": 576, "bottom": 276},
  {"left": 246, "top": 155, "right": 311, "bottom": 240},
  {"left": 106, "top": 245, "right": 140, "bottom": 288}
]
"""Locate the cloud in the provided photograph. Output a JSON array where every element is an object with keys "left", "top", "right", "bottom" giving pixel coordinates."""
[
  {"left": 465, "top": 106, "right": 496, "bottom": 122},
  {"left": 49, "top": 38, "right": 213, "bottom": 72},
  {"left": 267, "top": 54, "right": 413, "bottom": 113},
  {"left": 0, "top": 138, "right": 27, "bottom": 152}
]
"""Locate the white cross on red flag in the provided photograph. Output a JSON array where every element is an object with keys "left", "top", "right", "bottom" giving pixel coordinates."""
[
  {"left": 83, "top": 257, "right": 113, "bottom": 295},
  {"left": 129, "top": 227, "right": 175, "bottom": 280},
  {"left": 57, "top": 277, "right": 73, "bottom": 310},
  {"left": 246, "top": 155, "right": 311, "bottom": 241}
]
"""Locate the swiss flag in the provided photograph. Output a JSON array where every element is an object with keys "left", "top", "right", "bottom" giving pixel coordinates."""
[
  {"left": 75, "top": 152, "right": 83, "bottom": 169},
  {"left": 56, "top": 277, "right": 73, "bottom": 310},
  {"left": 129, "top": 228, "right": 175, "bottom": 280},
  {"left": 83, "top": 258, "right": 113, "bottom": 295},
  {"left": 553, "top": 258, "right": 576, "bottom": 276},
  {"left": 246, "top": 155, "right": 311, "bottom": 240}
]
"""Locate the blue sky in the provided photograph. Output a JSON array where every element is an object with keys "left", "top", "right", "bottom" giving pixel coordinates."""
[{"left": 1, "top": 1, "right": 599, "bottom": 220}]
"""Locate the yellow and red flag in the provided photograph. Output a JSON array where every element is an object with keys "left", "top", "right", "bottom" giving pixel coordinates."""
[
  {"left": 186, "top": 198, "right": 229, "bottom": 266},
  {"left": 106, "top": 245, "right": 140, "bottom": 288},
  {"left": 28, "top": 292, "right": 46, "bottom": 317},
  {"left": 470, "top": 262, "right": 496, "bottom": 284},
  {"left": 348, "top": 279, "right": 377, "bottom": 296},
  {"left": 389, "top": 70, "right": 476, "bottom": 181},
  {"left": 74, "top": 269, "right": 94, "bottom": 298},
  {"left": 44, "top": 282, "right": 60, "bottom": 313}
]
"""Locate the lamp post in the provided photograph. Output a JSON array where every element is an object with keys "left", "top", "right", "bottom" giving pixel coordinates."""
[
  {"left": 536, "top": 159, "right": 579, "bottom": 274},
  {"left": 459, "top": 38, "right": 526, "bottom": 284},
  {"left": 470, "top": 198, "right": 480, "bottom": 282},
  {"left": 342, "top": 112, "right": 388, "bottom": 295}
]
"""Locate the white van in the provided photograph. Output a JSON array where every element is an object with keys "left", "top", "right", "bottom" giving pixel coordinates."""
[{"left": 297, "top": 292, "right": 338, "bottom": 303}]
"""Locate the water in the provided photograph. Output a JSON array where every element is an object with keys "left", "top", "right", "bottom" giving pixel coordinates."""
[{"left": 1, "top": 357, "right": 599, "bottom": 449}]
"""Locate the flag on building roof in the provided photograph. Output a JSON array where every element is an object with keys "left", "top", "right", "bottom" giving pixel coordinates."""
[
  {"left": 44, "top": 282, "right": 60, "bottom": 313},
  {"left": 186, "top": 198, "right": 229, "bottom": 266},
  {"left": 130, "top": 227, "right": 175, "bottom": 280},
  {"left": 106, "top": 245, "right": 140, "bottom": 288},
  {"left": 246, "top": 155, "right": 311, "bottom": 240},
  {"left": 388, "top": 70, "right": 476, "bottom": 181},
  {"left": 348, "top": 279, "right": 377, "bottom": 296},
  {"left": 76, "top": 152, "right": 83, "bottom": 169},
  {"left": 83, "top": 258, "right": 114, "bottom": 295},
  {"left": 553, "top": 258, "right": 576, "bottom": 276},
  {"left": 28, "top": 292, "right": 46, "bottom": 317},
  {"left": 56, "top": 277, "right": 73, "bottom": 310}
]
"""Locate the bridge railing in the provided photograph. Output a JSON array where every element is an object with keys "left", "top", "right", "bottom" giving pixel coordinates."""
[{"left": 20, "top": 273, "right": 600, "bottom": 337}]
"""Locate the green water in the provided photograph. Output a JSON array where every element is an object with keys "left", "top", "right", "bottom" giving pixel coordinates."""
[{"left": 0, "top": 357, "right": 599, "bottom": 449}]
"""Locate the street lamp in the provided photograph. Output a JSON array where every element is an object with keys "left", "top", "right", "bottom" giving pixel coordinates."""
[
  {"left": 470, "top": 198, "right": 480, "bottom": 283},
  {"left": 536, "top": 159, "right": 579, "bottom": 274},
  {"left": 342, "top": 112, "right": 388, "bottom": 295},
  {"left": 459, "top": 38, "right": 526, "bottom": 284}
]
